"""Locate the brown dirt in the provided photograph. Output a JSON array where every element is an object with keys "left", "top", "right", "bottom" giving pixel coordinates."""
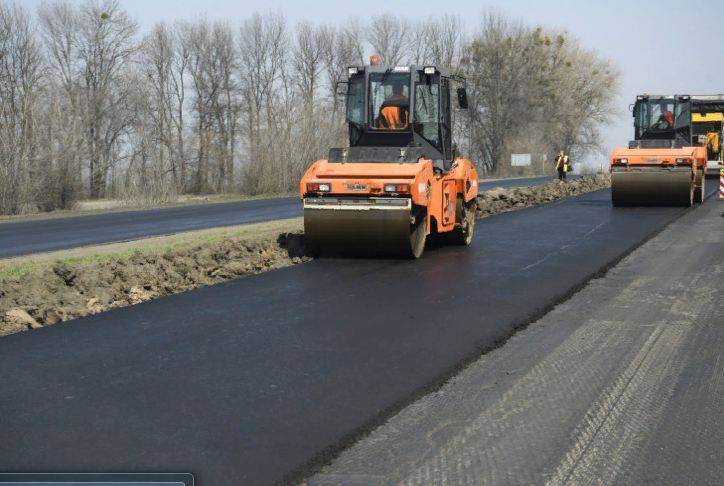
[
  {"left": 0, "top": 232, "right": 308, "bottom": 336},
  {"left": 0, "top": 175, "right": 609, "bottom": 337}
]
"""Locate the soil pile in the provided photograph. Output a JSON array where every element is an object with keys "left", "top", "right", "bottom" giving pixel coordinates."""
[
  {"left": 0, "top": 233, "right": 307, "bottom": 336},
  {"left": 476, "top": 174, "right": 610, "bottom": 217}
]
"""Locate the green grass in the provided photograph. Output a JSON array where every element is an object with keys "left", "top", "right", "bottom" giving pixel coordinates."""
[{"left": 0, "top": 247, "right": 151, "bottom": 281}]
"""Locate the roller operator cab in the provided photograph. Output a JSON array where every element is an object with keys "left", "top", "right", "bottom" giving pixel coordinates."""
[
  {"left": 610, "top": 95, "right": 707, "bottom": 206},
  {"left": 299, "top": 60, "right": 478, "bottom": 258}
]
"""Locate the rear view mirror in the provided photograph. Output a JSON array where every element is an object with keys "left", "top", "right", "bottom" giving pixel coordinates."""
[{"left": 457, "top": 87, "right": 468, "bottom": 109}]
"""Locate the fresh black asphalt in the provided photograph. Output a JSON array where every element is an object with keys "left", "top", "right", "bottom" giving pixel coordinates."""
[
  {"left": 0, "top": 176, "right": 560, "bottom": 259},
  {"left": 0, "top": 187, "right": 699, "bottom": 485}
]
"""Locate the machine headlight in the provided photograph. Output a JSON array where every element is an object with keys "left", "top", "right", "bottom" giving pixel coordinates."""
[
  {"left": 347, "top": 67, "right": 358, "bottom": 76},
  {"left": 617, "top": 158, "right": 627, "bottom": 164},
  {"left": 307, "top": 182, "right": 331, "bottom": 193},
  {"left": 384, "top": 183, "right": 410, "bottom": 193},
  {"left": 675, "top": 158, "right": 690, "bottom": 165},
  {"left": 423, "top": 66, "right": 436, "bottom": 75}
]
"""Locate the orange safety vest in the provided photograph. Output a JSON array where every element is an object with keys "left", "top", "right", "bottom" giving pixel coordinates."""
[{"left": 380, "top": 106, "right": 408, "bottom": 129}]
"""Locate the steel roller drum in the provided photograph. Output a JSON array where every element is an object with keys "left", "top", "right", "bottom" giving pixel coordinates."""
[
  {"left": 611, "top": 167, "right": 693, "bottom": 206},
  {"left": 303, "top": 197, "right": 424, "bottom": 257}
]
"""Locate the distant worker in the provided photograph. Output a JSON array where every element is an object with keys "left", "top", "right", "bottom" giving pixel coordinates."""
[
  {"left": 555, "top": 150, "right": 570, "bottom": 180},
  {"left": 653, "top": 110, "right": 674, "bottom": 130},
  {"left": 706, "top": 131, "right": 719, "bottom": 159},
  {"left": 377, "top": 82, "right": 409, "bottom": 130}
]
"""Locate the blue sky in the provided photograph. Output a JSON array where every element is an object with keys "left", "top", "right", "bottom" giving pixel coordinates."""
[{"left": 23, "top": 0, "right": 724, "bottom": 168}]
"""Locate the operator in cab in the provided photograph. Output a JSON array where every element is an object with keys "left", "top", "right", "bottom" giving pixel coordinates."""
[
  {"left": 653, "top": 110, "right": 674, "bottom": 130},
  {"left": 377, "top": 80, "right": 409, "bottom": 130}
]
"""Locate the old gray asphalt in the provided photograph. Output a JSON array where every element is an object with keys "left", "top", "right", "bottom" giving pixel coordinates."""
[
  {"left": 0, "top": 176, "right": 559, "bottom": 259},
  {"left": 0, "top": 186, "right": 708, "bottom": 485},
  {"left": 312, "top": 192, "right": 724, "bottom": 485}
]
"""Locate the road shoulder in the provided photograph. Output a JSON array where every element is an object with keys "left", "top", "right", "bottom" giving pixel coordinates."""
[{"left": 310, "top": 197, "right": 724, "bottom": 484}]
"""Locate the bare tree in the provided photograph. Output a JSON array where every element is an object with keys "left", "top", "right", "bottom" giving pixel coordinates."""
[
  {"left": 208, "top": 21, "right": 239, "bottom": 191},
  {"left": 367, "top": 15, "right": 410, "bottom": 66},
  {"left": 39, "top": 0, "right": 139, "bottom": 198},
  {"left": 460, "top": 13, "right": 617, "bottom": 175},
  {"left": 320, "top": 20, "right": 365, "bottom": 118},
  {"left": 183, "top": 18, "right": 216, "bottom": 193},
  {"left": 409, "top": 21, "right": 431, "bottom": 65},
  {"left": 142, "top": 23, "right": 175, "bottom": 187},
  {"left": 37, "top": 1, "right": 84, "bottom": 205},
  {"left": 293, "top": 21, "right": 324, "bottom": 107},
  {"left": 237, "top": 12, "right": 288, "bottom": 193},
  {"left": 426, "top": 14, "right": 463, "bottom": 69},
  {"left": 77, "top": 0, "right": 138, "bottom": 197},
  {"left": 0, "top": 2, "right": 45, "bottom": 213}
]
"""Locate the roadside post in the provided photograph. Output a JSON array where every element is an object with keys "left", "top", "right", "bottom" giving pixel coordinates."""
[{"left": 720, "top": 168, "right": 724, "bottom": 199}]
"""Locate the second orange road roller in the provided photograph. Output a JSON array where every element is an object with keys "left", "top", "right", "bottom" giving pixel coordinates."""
[
  {"left": 299, "top": 58, "right": 478, "bottom": 258},
  {"left": 610, "top": 94, "right": 711, "bottom": 206}
]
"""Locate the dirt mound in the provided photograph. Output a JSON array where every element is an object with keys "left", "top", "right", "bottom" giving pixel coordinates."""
[
  {"left": 476, "top": 174, "right": 610, "bottom": 217},
  {"left": 0, "top": 232, "right": 308, "bottom": 336}
]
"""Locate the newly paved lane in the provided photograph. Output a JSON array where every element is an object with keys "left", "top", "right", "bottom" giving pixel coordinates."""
[
  {"left": 0, "top": 177, "right": 557, "bottom": 259},
  {"left": 0, "top": 188, "right": 692, "bottom": 485}
]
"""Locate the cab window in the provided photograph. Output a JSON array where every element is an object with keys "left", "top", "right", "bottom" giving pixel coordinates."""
[
  {"left": 369, "top": 73, "right": 410, "bottom": 130},
  {"left": 414, "top": 74, "right": 441, "bottom": 151},
  {"left": 346, "top": 75, "right": 365, "bottom": 125}
]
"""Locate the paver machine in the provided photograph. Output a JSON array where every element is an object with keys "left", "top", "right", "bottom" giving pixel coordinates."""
[
  {"left": 610, "top": 94, "right": 707, "bottom": 206},
  {"left": 689, "top": 95, "right": 724, "bottom": 178},
  {"left": 299, "top": 58, "right": 478, "bottom": 258}
]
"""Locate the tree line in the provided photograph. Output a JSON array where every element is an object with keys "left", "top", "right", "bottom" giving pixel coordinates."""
[{"left": 0, "top": 1, "right": 618, "bottom": 215}]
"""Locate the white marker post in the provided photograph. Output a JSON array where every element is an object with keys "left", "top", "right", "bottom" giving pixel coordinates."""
[{"left": 720, "top": 168, "right": 724, "bottom": 200}]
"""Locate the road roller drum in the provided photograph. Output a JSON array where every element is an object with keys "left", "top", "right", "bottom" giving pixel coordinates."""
[
  {"left": 611, "top": 167, "right": 693, "bottom": 206},
  {"left": 303, "top": 197, "right": 426, "bottom": 258}
]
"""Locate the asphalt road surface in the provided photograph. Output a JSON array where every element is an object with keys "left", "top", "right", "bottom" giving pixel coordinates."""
[
  {"left": 0, "top": 186, "right": 707, "bottom": 485},
  {"left": 0, "top": 197, "right": 300, "bottom": 259},
  {"left": 312, "top": 193, "right": 724, "bottom": 485},
  {"left": 0, "top": 176, "right": 559, "bottom": 259}
]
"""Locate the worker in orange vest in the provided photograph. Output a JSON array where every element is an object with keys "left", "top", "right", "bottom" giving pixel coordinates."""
[
  {"left": 555, "top": 150, "right": 569, "bottom": 181},
  {"left": 377, "top": 82, "right": 409, "bottom": 130}
]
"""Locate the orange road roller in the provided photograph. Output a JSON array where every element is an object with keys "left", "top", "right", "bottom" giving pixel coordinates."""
[
  {"left": 300, "top": 59, "right": 478, "bottom": 258},
  {"left": 611, "top": 94, "right": 708, "bottom": 206}
]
